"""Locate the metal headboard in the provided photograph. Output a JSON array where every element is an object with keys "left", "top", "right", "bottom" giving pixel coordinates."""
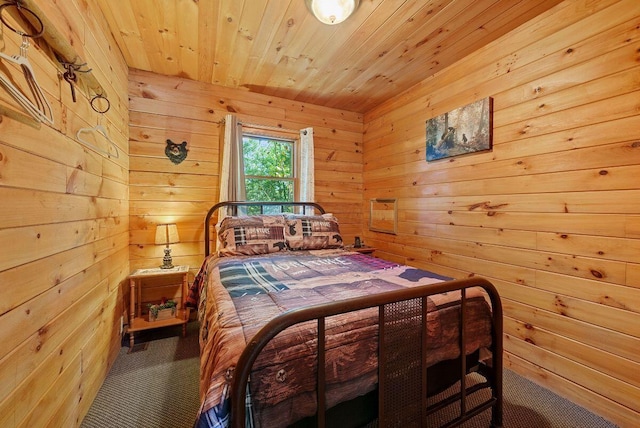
[{"left": 204, "top": 201, "right": 326, "bottom": 256}]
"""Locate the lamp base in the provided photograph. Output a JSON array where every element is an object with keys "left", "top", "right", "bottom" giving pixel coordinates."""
[{"left": 160, "top": 247, "right": 174, "bottom": 269}]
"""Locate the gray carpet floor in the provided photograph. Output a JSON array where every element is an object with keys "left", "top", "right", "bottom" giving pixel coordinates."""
[
  {"left": 81, "top": 322, "right": 618, "bottom": 428},
  {"left": 81, "top": 322, "right": 200, "bottom": 428}
]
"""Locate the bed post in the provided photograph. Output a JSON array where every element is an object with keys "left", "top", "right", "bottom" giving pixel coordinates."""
[{"left": 489, "top": 282, "right": 504, "bottom": 428}]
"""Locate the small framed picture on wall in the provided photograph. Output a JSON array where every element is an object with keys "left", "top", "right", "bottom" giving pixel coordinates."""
[{"left": 369, "top": 198, "right": 397, "bottom": 235}]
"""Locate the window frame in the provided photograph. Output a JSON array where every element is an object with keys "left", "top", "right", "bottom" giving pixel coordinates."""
[{"left": 241, "top": 131, "right": 300, "bottom": 202}]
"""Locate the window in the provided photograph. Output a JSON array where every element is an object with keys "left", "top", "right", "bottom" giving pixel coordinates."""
[
  {"left": 219, "top": 115, "right": 314, "bottom": 215},
  {"left": 242, "top": 134, "right": 296, "bottom": 213}
]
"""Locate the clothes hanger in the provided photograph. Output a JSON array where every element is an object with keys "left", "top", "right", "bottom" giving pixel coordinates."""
[
  {"left": 0, "top": 2, "right": 53, "bottom": 124},
  {"left": 0, "top": 36, "right": 54, "bottom": 123},
  {"left": 0, "top": 66, "right": 43, "bottom": 119},
  {"left": 75, "top": 93, "right": 119, "bottom": 158}
]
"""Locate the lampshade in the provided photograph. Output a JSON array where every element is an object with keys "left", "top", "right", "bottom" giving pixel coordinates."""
[
  {"left": 305, "top": 0, "right": 360, "bottom": 25},
  {"left": 155, "top": 223, "right": 180, "bottom": 245}
]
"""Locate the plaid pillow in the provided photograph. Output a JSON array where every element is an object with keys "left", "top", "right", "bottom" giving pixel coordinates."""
[
  {"left": 283, "top": 213, "right": 343, "bottom": 250},
  {"left": 217, "top": 215, "right": 287, "bottom": 256}
]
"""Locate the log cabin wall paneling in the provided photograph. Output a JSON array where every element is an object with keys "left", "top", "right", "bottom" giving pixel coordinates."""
[
  {"left": 362, "top": 0, "right": 640, "bottom": 426},
  {"left": 0, "top": 1, "right": 129, "bottom": 427},
  {"left": 128, "top": 68, "right": 364, "bottom": 271}
]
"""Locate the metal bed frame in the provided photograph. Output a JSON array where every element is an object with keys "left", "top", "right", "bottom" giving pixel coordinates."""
[{"left": 203, "top": 201, "right": 503, "bottom": 428}]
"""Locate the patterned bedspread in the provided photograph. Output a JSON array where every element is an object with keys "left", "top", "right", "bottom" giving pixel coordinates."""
[{"left": 188, "top": 249, "right": 492, "bottom": 428}]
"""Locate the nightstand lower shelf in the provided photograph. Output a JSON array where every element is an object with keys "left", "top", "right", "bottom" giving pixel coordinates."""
[
  {"left": 128, "top": 309, "right": 190, "bottom": 347},
  {"left": 129, "top": 309, "right": 190, "bottom": 332}
]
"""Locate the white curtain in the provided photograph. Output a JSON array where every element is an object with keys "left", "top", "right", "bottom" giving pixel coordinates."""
[
  {"left": 219, "top": 114, "right": 246, "bottom": 216},
  {"left": 299, "top": 127, "right": 315, "bottom": 204}
]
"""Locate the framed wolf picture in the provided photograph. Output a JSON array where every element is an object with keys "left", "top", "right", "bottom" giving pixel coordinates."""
[{"left": 426, "top": 97, "right": 493, "bottom": 161}]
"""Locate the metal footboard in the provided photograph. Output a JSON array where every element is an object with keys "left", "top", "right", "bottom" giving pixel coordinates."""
[{"left": 230, "top": 276, "right": 503, "bottom": 428}]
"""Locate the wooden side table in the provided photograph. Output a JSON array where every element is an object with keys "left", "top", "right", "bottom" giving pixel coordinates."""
[
  {"left": 128, "top": 265, "right": 190, "bottom": 347},
  {"left": 346, "top": 245, "right": 376, "bottom": 256}
]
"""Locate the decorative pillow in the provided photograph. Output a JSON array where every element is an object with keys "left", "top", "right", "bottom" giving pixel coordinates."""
[
  {"left": 217, "top": 215, "right": 287, "bottom": 256},
  {"left": 283, "top": 213, "right": 343, "bottom": 250}
]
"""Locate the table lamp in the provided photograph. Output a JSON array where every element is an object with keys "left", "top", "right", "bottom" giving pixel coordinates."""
[{"left": 155, "top": 223, "right": 180, "bottom": 269}]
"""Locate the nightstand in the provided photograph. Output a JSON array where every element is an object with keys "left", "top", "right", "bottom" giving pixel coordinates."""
[
  {"left": 346, "top": 245, "right": 376, "bottom": 256},
  {"left": 128, "top": 265, "right": 190, "bottom": 347}
]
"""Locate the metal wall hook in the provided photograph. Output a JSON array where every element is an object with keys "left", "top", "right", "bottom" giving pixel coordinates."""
[
  {"left": 0, "top": 1, "right": 45, "bottom": 38},
  {"left": 58, "top": 58, "right": 92, "bottom": 74},
  {"left": 62, "top": 62, "right": 78, "bottom": 102},
  {"left": 90, "top": 93, "right": 110, "bottom": 114}
]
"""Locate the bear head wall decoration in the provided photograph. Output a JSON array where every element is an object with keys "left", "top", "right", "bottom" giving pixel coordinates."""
[{"left": 165, "top": 139, "right": 188, "bottom": 164}]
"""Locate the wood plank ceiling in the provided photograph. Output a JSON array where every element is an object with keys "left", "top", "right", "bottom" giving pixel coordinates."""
[{"left": 96, "top": 0, "right": 564, "bottom": 113}]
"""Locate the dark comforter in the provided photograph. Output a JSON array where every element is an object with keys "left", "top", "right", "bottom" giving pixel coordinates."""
[{"left": 188, "top": 249, "right": 493, "bottom": 428}]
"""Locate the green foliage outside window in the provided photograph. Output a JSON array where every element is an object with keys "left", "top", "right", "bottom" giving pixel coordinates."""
[{"left": 243, "top": 136, "right": 295, "bottom": 214}]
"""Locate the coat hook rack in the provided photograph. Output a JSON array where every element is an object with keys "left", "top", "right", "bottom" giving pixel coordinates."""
[
  {"left": 0, "top": 0, "right": 108, "bottom": 125},
  {"left": 13, "top": 0, "right": 107, "bottom": 100}
]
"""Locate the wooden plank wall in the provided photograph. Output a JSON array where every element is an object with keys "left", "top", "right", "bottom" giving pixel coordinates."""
[
  {"left": 0, "top": 1, "right": 129, "bottom": 427},
  {"left": 363, "top": 0, "right": 640, "bottom": 426},
  {"left": 128, "top": 68, "right": 364, "bottom": 271}
]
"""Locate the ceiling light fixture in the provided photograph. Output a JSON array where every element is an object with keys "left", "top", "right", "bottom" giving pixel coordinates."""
[{"left": 305, "top": 0, "right": 360, "bottom": 25}]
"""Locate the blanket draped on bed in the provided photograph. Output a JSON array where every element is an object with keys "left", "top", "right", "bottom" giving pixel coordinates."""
[{"left": 188, "top": 249, "right": 492, "bottom": 428}]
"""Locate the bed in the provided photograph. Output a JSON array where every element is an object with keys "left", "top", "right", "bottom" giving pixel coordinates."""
[{"left": 189, "top": 201, "right": 503, "bottom": 428}]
